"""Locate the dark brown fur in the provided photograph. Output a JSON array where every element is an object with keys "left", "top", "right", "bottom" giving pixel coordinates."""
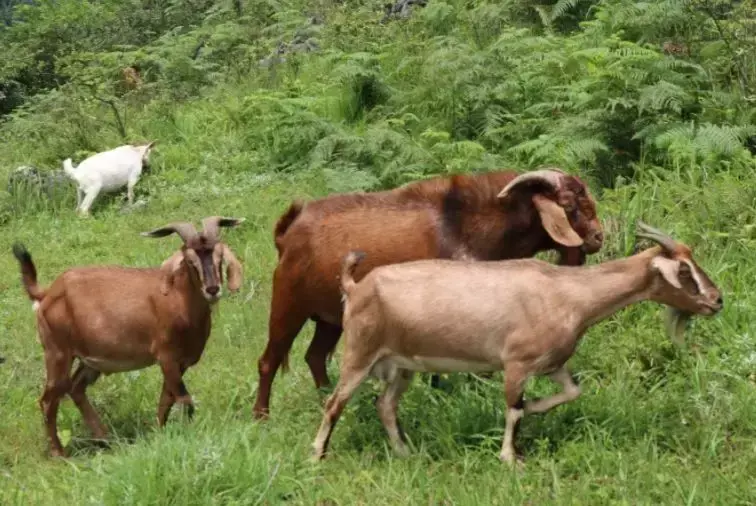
[{"left": 253, "top": 169, "right": 604, "bottom": 419}]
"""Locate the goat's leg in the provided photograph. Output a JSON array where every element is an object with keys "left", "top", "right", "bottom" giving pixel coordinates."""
[
  {"left": 305, "top": 320, "right": 342, "bottom": 389},
  {"left": 376, "top": 369, "right": 414, "bottom": 457},
  {"left": 500, "top": 363, "right": 527, "bottom": 464},
  {"left": 78, "top": 183, "right": 101, "bottom": 216},
  {"left": 253, "top": 277, "right": 309, "bottom": 419},
  {"left": 76, "top": 187, "right": 83, "bottom": 210},
  {"left": 40, "top": 350, "right": 73, "bottom": 457},
  {"left": 524, "top": 367, "right": 581, "bottom": 415},
  {"left": 157, "top": 360, "right": 194, "bottom": 426},
  {"left": 312, "top": 364, "right": 372, "bottom": 461},
  {"left": 69, "top": 363, "right": 107, "bottom": 440},
  {"left": 156, "top": 381, "right": 175, "bottom": 426},
  {"left": 126, "top": 175, "right": 139, "bottom": 206}
]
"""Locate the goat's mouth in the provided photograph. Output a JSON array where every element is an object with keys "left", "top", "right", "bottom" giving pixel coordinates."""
[
  {"left": 581, "top": 238, "right": 603, "bottom": 255},
  {"left": 698, "top": 303, "right": 721, "bottom": 316}
]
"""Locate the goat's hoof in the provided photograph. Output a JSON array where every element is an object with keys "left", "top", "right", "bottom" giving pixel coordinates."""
[
  {"left": 252, "top": 408, "right": 270, "bottom": 421},
  {"left": 393, "top": 445, "right": 411, "bottom": 459},
  {"left": 499, "top": 452, "right": 525, "bottom": 468},
  {"left": 49, "top": 448, "right": 67, "bottom": 459}
]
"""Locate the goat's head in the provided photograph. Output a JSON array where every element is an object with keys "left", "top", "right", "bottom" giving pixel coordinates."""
[
  {"left": 138, "top": 141, "right": 156, "bottom": 172},
  {"left": 636, "top": 222, "right": 723, "bottom": 343},
  {"left": 497, "top": 168, "right": 603, "bottom": 256},
  {"left": 142, "top": 216, "right": 244, "bottom": 303}
]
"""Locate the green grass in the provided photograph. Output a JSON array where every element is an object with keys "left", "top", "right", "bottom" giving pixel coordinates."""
[
  {"left": 1, "top": 0, "right": 756, "bottom": 503},
  {"left": 1, "top": 165, "right": 755, "bottom": 505}
]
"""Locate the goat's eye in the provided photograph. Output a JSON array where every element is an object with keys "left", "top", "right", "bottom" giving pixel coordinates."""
[{"left": 678, "top": 265, "right": 691, "bottom": 278}]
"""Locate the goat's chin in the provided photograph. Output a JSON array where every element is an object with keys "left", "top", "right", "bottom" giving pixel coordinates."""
[
  {"left": 581, "top": 242, "right": 602, "bottom": 255},
  {"left": 665, "top": 307, "right": 691, "bottom": 345}
]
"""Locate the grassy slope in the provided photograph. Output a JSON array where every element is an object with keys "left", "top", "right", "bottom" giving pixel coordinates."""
[
  {"left": 1, "top": 1, "right": 755, "bottom": 505},
  {"left": 1, "top": 157, "right": 755, "bottom": 505}
]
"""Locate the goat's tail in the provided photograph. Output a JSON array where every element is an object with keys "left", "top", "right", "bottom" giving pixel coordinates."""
[
  {"left": 273, "top": 201, "right": 303, "bottom": 257},
  {"left": 12, "top": 243, "right": 45, "bottom": 306},
  {"left": 62, "top": 158, "right": 77, "bottom": 179},
  {"left": 340, "top": 251, "right": 366, "bottom": 299}
]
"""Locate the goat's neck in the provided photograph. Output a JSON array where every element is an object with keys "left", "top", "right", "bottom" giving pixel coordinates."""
[
  {"left": 465, "top": 205, "right": 547, "bottom": 260},
  {"left": 172, "top": 266, "right": 212, "bottom": 320},
  {"left": 572, "top": 247, "right": 661, "bottom": 331}
]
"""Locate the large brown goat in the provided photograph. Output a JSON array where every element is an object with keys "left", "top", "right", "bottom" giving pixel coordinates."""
[{"left": 253, "top": 168, "right": 604, "bottom": 419}]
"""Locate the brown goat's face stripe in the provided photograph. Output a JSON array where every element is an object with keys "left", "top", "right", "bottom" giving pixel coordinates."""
[{"left": 183, "top": 248, "right": 220, "bottom": 293}]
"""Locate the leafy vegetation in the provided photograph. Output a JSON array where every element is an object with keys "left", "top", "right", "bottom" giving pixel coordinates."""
[{"left": 0, "top": 0, "right": 754, "bottom": 504}]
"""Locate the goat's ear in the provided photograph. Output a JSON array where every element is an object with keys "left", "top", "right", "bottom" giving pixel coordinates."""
[
  {"left": 222, "top": 244, "right": 243, "bottom": 292},
  {"left": 651, "top": 256, "right": 682, "bottom": 289},
  {"left": 218, "top": 217, "right": 245, "bottom": 228},
  {"left": 532, "top": 194, "right": 583, "bottom": 248},
  {"left": 159, "top": 250, "right": 184, "bottom": 295},
  {"left": 142, "top": 227, "right": 176, "bottom": 238}
]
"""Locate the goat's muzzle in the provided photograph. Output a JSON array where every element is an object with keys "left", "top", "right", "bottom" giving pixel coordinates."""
[{"left": 582, "top": 230, "right": 604, "bottom": 254}]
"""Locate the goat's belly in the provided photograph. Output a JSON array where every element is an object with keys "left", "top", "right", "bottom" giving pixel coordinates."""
[
  {"left": 390, "top": 355, "right": 498, "bottom": 373},
  {"left": 78, "top": 356, "right": 155, "bottom": 374}
]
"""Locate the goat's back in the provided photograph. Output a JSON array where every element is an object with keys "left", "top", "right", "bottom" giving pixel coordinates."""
[
  {"left": 272, "top": 171, "right": 521, "bottom": 324},
  {"left": 40, "top": 267, "right": 180, "bottom": 349},
  {"left": 274, "top": 189, "right": 454, "bottom": 323},
  {"left": 72, "top": 145, "right": 146, "bottom": 190},
  {"left": 344, "top": 258, "right": 577, "bottom": 365}
]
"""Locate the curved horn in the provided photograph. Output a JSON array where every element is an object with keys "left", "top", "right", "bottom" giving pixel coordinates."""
[
  {"left": 201, "top": 216, "right": 245, "bottom": 241},
  {"left": 141, "top": 222, "right": 198, "bottom": 243},
  {"left": 636, "top": 221, "right": 678, "bottom": 253},
  {"left": 497, "top": 167, "right": 567, "bottom": 200}
]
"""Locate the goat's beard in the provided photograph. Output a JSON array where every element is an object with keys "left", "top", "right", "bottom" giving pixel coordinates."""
[{"left": 665, "top": 306, "right": 692, "bottom": 345}]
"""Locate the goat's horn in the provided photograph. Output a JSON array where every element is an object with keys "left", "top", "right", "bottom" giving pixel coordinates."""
[
  {"left": 141, "top": 222, "right": 198, "bottom": 243},
  {"left": 201, "top": 216, "right": 245, "bottom": 240},
  {"left": 635, "top": 221, "right": 678, "bottom": 253},
  {"left": 497, "top": 167, "right": 566, "bottom": 199}
]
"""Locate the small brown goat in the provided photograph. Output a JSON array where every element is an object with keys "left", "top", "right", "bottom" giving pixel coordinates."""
[
  {"left": 254, "top": 168, "right": 604, "bottom": 418},
  {"left": 312, "top": 223, "right": 723, "bottom": 462},
  {"left": 12, "top": 216, "right": 243, "bottom": 457}
]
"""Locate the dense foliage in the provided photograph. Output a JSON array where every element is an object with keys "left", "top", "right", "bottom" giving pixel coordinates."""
[{"left": 1, "top": 0, "right": 754, "bottom": 196}]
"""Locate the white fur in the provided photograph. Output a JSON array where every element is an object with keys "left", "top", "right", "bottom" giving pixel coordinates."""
[
  {"left": 63, "top": 143, "right": 154, "bottom": 216},
  {"left": 32, "top": 301, "right": 40, "bottom": 311}
]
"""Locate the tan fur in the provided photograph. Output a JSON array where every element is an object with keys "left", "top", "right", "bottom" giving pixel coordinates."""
[
  {"left": 121, "top": 66, "right": 142, "bottom": 91},
  {"left": 254, "top": 168, "right": 605, "bottom": 418},
  {"left": 11, "top": 216, "right": 243, "bottom": 458},
  {"left": 312, "top": 225, "right": 723, "bottom": 463}
]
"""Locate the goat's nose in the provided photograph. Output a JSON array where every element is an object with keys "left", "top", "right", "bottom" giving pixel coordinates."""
[
  {"left": 715, "top": 295, "right": 724, "bottom": 308},
  {"left": 593, "top": 230, "right": 604, "bottom": 243},
  {"left": 206, "top": 286, "right": 220, "bottom": 296}
]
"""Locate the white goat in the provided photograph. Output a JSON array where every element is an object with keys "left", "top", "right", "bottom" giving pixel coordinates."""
[
  {"left": 312, "top": 223, "right": 723, "bottom": 464},
  {"left": 63, "top": 142, "right": 155, "bottom": 216}
]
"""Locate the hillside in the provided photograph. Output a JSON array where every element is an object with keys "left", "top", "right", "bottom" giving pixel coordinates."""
[{"left": 0, "top": 0, "right": 755, "bottom": 504}]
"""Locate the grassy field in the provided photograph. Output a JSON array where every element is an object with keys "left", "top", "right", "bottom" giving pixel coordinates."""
[
  {"left": 1, "top": 163, "right": 755, "bottom": 505},
  {"left": 1, "top": 0, "right": 756, "bottom": 503}
]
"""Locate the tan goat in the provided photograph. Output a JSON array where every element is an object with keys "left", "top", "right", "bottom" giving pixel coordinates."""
[
  {"left": 12, "top": 216, "right": 243, "bottom": 457},
  {"left": 312, "top": 223, "right": 723, "bottom": 463}
]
